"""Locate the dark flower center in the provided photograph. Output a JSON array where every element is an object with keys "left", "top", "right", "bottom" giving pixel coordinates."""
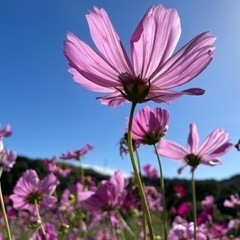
[
  {"left": 101, "top": 204, "right": 114, "bottom": 211},
  {"left": 117, "top": 73, "right": 151, "bottom": 103},
  {"left": 27, "top": 192, "right": 42, "bottom": 204},
  {"left": 184, "top": 153, "right": 201, "bottom": 168},
  {"left": 144, "top": 131, "right": 163, "bottom": 145}
]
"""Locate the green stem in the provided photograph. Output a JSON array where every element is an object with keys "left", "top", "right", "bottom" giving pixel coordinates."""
[
  {"left": 117, "top": 210, "right": 135, "bottom": 239},
  {"left": 34, "top": 200, "right": 46, "bottom": 238},
  {"left": 135, "top": 149, "right": 142, "bottom": 178},
  {"left": 0, "top": 178, "right": 12, "bottom": 240},
  {"left": 135, "top": 149, "right": 146, "bottom": 239},
  {"left": 154, "top": 144, "right": 168, "bottom": 240},
  {"left": 191, "top": 170, "right": 197, "bottom": 240},
  {"left": 127, "top": 102, "right": 154, "bottom": 240}
]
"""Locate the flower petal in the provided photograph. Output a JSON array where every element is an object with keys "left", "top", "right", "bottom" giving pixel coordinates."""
[
  {"left": 200, "top": 158, "right": 221, "bottom": 166},
  {"left": 157, "top": 139, "right": 187, "bottom": 160},
  {"left": 97, "top": 91, "right": 129, "bottom": 108},
  {"left": 152, "top": 32, "right": 216, "bottom": 88},
  {"left": 187, "top": 123, "right": 199, "bottom": 153},
  {"left": 202, "top": 142, "right": 233, "bottom": 160},
  {"left": 86, "top": 7, "right": 134, "bottom": 74},
  {"left": 64, "top": 33, "right": 120, "bottom": 88},
  {"left": 131, "top": 5, "right": 181, "bottom": 78},
  {"left": 148, "top": 88, "right": 205, "bottom": 104},
  {"left": 69, "top": 68, "right": 115, "bottom": 92},
  {"left": 198, "top": 129, "right": 229, "bottom": 155}
]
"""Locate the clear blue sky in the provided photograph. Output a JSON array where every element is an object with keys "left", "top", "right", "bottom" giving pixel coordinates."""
[{"left": 1, "top": 0, "right": 240, "bottom": 180}]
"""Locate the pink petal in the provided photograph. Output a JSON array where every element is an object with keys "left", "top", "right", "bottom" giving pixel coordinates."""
[
  {"left": 200, "top": 158, "right": 221, "bottom": 166},
  {"left": 148, "top": 88, "right": 204, "bottom": 104},
  {"left": 202, "top": 142, "right": 233, "bottom": 160},
  {"left": 152, "top": 32, "right": 216, "bottom": 88},
  {"left": 97, "top": 91, "right": 129, "bottom": 108},
  {"left": 86, "top": 7, "right": 134, "bottom": 75},
  {"left": 78, "top": 191, "right": 95, "bottom": 201},
  {"left": 198, "top": 129, "right": 229, "bottom": 155},
  {"left": 131, "top": 5, "right": 181, "bottom": 78},
  {"left": 177, "top": 163, "right": 188, "bottom": 174},
  {"left": 64, "top": 33, "right": 120, "bottom": 88},
  {"left": 157, "top": 139, "right": 187, "bottom": 160},
  {"left": 69, "top": 68, "right": 115, "bottom": 92},
  {"left": 187, "top": 123, "right": 199, "bottom": 153}
]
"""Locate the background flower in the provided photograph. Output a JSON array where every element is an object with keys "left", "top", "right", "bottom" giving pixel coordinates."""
[
  {"left": 157, "top": 123, "right": 232, "bottom": 173},
  {"left": 131, "top": 106, "right": 169, "bottom": 145},
  {"left": 10, "top": 169, "right": 59, "bottom": 214}
]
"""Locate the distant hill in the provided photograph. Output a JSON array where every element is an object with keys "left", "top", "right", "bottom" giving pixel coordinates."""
[{"left": 1, "top": 155, "right": 240, "bottom": 213}]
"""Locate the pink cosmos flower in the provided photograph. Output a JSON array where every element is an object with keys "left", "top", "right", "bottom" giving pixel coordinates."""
[
  {"left": 0, "top": 145, "right": 17, "bottom": 172},
  {"left": 79, "top": 171, "right": 126, "bottom": 211},
  {"left": 223, "top": 193, "right": 240, "bottom": 208},
  {"left": 64, "top": 5, "right": 216, "bottom": 108},
  {"left": 157, "top": 123, "right": 232, "bottom": 173},
  {"left": 201, "top": 195, "right": 215, "bottom": 209},
  {"left": 60, "top": 144, "right": 93, "bottom": 160},
  {"left": 177, "top": 202, "right": 192, "bottom": 217},
  {"left": 10, "top": 169, "right": 59, "bottom": 214},
  {"left": 59, "top": 182, "right": 84, "bottom": 211},
  {"left": 169, "top": 221, "right": 207, "bottom": 240},
  {"left": 0, "top": 124, "right": 12, "bottom": 139},
  {"left": 43, "top": 157, "right": 72, "bottom": 177},
  {"left": 29, "top": 223, "right": 58, "bottom": 240},
  {"left": 143, "top": 164, "right": 158, "bottom": 180},
  {"left": 173, "top": 184, "right": 185, "bottom": 198},
  {"left": 131, "top": 106, "right": 169, "bottom": 145}
]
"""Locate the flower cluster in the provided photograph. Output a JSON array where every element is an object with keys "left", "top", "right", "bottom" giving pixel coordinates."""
[{"left": 1, "top": 2, "right": 239, "bottom": 240}]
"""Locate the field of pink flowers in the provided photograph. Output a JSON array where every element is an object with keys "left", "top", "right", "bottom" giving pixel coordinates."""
[{"left": 1, "top": 3, "right": 240, "bottom": 240}]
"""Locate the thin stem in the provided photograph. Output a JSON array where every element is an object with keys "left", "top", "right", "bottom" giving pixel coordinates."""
[
  {"left": 117, "top": 210, "right": 135, "bottom": 239},
  {"left": 154, "top": 144, "right": 168, "bottom": 240},
  {"left": 34, "top": 200, "right": 46, "bottom": 238},
  {"left": 135, "top": 149, "right": 142, "bottom": 178},
  {"left": 0, "top": 179, "right": 12, "bottom": 240},
  {"left": 127, "top": 102, "right": 154, "bottom": 240},
  {"left": 191, "top": 170, "right": 197, "bottom": 240},
  {"left": 135, "top": 149, "right": 146, "bottom": 239}
]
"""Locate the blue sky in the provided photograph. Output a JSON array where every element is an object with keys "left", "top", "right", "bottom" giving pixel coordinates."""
[{"left": 1, "top": 0, "right": 240, "bottom": 180}]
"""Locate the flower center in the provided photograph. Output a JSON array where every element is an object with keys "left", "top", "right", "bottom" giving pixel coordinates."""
[
  {"left": 144, "top": 131, "right": 163, "bottom": 145},
  {"left": 184, "top": 153, "right": 201, "bottom": 168},
  {"left": 117, "top": 73, "right": 151, "bottom": 103},
  {"left": 27, "top": 192, "right": 42, "bottom": 204}
]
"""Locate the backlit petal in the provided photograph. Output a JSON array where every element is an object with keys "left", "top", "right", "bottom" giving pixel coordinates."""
[
  {"left": 157, "top": 139, "right": 187, "bottom": 160},
  {"left": 87, "top": 7, "right": 133, "bottom": 74},
  {"left": 187, "top": 123, "right": 199, "bottom": 153},
  {"left": 97, "top": 91, "right": 129, "bottom": 108},
  {"left": 69, "top": 68, "right": 115, "bottom": 92},
  {"left": 198, "top": 129, "right": 229, "bottom": 155},
  {"left": 64, "top": 33, "right": 120, "bottom": 88},
  {"left": 152, "top": 32, "right": 216, "bottom": 88},
  {"left": 131, "top": 5, "right": 181, "bottom": 78}
]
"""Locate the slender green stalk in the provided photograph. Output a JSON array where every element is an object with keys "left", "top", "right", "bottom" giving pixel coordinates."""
[
  {"left": 191, "top": 170, "right": 197, "bottom": 240},
  {"left": 117, "top": 210, "right": 136, "bottom": 239},
  {"left": 135, "top": 149, "right": 146, "bottom": 239},
  {"left": 153, "top": 144, "right": 168, "bottom": 240},
  {"left": 34, "top": 200, "right": 46, "bottom": 238},
  {"left": 127, "top": 102, "right": 154, "bottom": 240},
  {"left": 0, "top": 177, "right": 12, "bottom": 240},
  {"left": 135, "top": 149, "right": 142, "bottom": 178}
]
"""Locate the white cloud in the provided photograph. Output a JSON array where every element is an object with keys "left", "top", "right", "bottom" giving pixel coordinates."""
[{"left": 82, "top": 163, "right": 131, "bottom": 178}]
